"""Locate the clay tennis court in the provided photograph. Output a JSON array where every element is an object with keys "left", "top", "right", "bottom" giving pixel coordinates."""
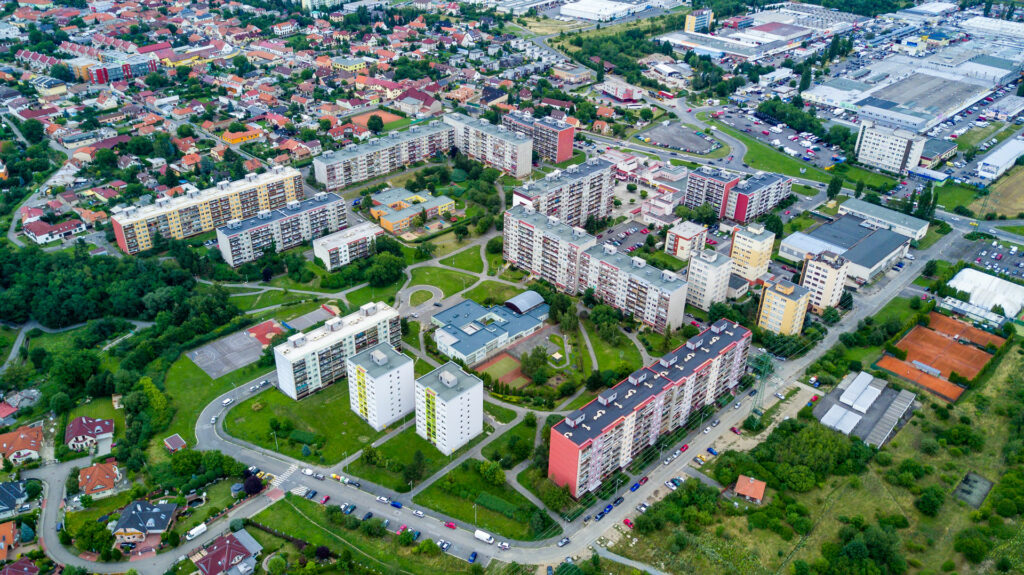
[
  {"left": 475, "top": 352, "right": 530, "bottom": 389},
  {"left": 896, "top": 326, "right": 990, "bottom": 380},
  {"left": 927, "top": 312, "right": 1006, "bottom": 348},
  {"left": 877, "top": 356, "right": 965, "bottom": 402},
  {"left": 350, "top": 110, "right": 402, "bottom": 128}
]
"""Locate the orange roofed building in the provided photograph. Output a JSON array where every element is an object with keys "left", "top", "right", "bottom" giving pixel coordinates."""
[
  {"left": 734, "top": 475, "right": 767, "bottom": 504},
  {"left": 0, "top": 427, "right": 41, "bottom": 465}
]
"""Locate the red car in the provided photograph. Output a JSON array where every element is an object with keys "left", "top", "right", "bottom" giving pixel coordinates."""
[
  {"left": 623, "top": 518, "right": 634, "bottom": 529},
  {"left": 707, "top": 239, "right": 717, "bottom": 245},
  {"left": 785, "top": 210, "right": 791, "bottom": 215},
  {"left": 397, "top": 525, "right": 407, "bottom": 535},
  {"left": 687, "top": 108, "right": 692, "bottom": 112},
  {"left": 811, "top": 395, "right": 819, "bottom": 402},
  {"left": 691, "top": 321, "right": 700, "bottom": 327},
  {"left": 641, "top": 228, "right": 649, "bottom": 234},
  {"left": 730, "top": 426, "right": 741, "bottom": 435},
  {"left": 444, "top": 522, "right": 456, "bottom": 529},
  {"left": 680, "top": 444, "right": 689, "bottom": 453},
  {"left": 320, "top": 495, "right": 330, "bottom": 504},
  {"left": 639, "top": 476, "right": 649, "bottom": 485}
]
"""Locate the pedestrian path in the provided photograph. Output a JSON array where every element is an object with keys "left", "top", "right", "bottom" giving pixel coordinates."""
[{"left": 272, "top": 464, "right": 297, "bottom": 487}]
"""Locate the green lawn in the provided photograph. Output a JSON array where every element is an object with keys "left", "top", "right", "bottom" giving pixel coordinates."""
[
  {"left": 0, "top": 326, "right": 17, "bottom": 366},
  {"left": 917, "top": 227, "right": 943, "bottom": 249},
  {"left": 481, "top": 419, "right": 535, "bottom": 465},
  {"left": 793, "top": 184, "right": 818, "bottom": 197},
  {"left": 65, "top": 491, "right": 132, "bottom": 535},
  {"left": 412, "top": 459, "right": 561, "bottom": 540},
  {"left": 26, "top": 328, "right": 86, "bottom": 355},
  {"left": 439, "top": 247, "right": 484, "bottom": 273},
  {"left": 408, "top": 267, "right": 476, "bottom": 298},
  {"left": 173, "top": 480, "right": 239, "bottom": 535},
  {"left": 712, "top": 121, "right": 830, "bottom": 184},
  {"left": 552, "top": 150, "right": 586, "bottom": 169},
  {"left": 639, "top": 250, "right": 686, "bottom": 271},
  {"left": 161, "top": 356, "right": 272, "bottom": 445},
  {"left": 69, "top": 397, "right": 125, "bottom": 440},
  {"left": 344, "top": 426, "right": 452, "bottom": 492},
  {"left": 230, "top": 290, "right": 309, "bottom": 311},
  {"left": 485, "top": 250, "right": 504, "bottom": 275},
  {"left": 462, "top": 280, "right": 524, "bottom": 305},
  {"left": 347, "top": 281, "right": 403, "bottom": 308},
  {"left": 483, "top": 401, "right": 517, "bottom": 424},
  {"left": 913, "top": 260, "right": 951, "bottom": 287},
  {"left": 564, "top": 391, "right": 597, "bottom": 410},
  {"left": 829, "top": 163, "right": 897, "bottom": 189},
  {"left": 223, "top": 382, "right": 386, "bottom": 464},
  {"left": 957, "top": 121, "right": 1005, "bottom": 150},
  {"left": 583, "top": 320, "right": 643, "bottom": 373},
  {"left": 402, "top": 321, "right": 421, "bottom": 348},
  {"left": 413, "top": 358, "right": 433, "bottom": 378},
  {"left": 408, "top": 289, "right": 433, "bottom": 306},
  {"left": 934, "top": 181, "right": 979, "bottom": 212},
  {"left": 383, "top": 117, "right": 413, "bottom": 132},
  {"left": 997, "top": 225, "right": 1024, "bottom": 235},
  {"left": 817, "top": 195, "right": 848, "bottom": 216},
  {"left": 252, "top": 497, "right": 479, "bottom": 574},
  {"left": 784, "top": 213, "right": 818, "bottom": 237},
  {"left": 425, "top": 234, "right": 464, "bottom": 257}
]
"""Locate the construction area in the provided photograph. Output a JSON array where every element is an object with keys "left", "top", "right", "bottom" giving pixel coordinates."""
[{"left": 875, "top": 312, "right": 1004, "bottom": 402}]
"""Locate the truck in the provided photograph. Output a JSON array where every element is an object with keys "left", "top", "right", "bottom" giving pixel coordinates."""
[
  {"left": 657, "top": 90, "right": 674, "bottom": 100},
  {"left": 475, "top": 530, "right": 495, "bottom": 544},
  {"left": 770, "top": 126, "right": 783, "bottom": 134},
  {"left": 186, "top": 524, "right": 207, "bottom": 541}
]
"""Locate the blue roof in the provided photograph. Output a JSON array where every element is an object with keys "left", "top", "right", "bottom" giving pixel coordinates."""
[{"left": 433, "top": 300, "right": 549, "bottom": 357}]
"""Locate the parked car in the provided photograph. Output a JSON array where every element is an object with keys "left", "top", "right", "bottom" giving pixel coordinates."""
[
  {"left": 629, "top": 482, "right": 640, "bottom": 492},
  {"left": 320, "top": 495, "right": 330, "bottom": 504},
  {"left": 557, "top": 537, "right": 571, "bottom": 547},
  {"left": 469, "top": 552, "right": 478, "bottom": 564},
  {"left": 412, "top": 509, "right": 424, "bottom": 518},
  {"left": 623, "top": 518, "right": 634, "bottom": 529},
  {"left": 613, "top": 497, "right": 625, "bottom": 506},
  {"left": 376, "top": 496, "right": 390, "bottom": 504},
  {"left": 730, "top": 427, "right": 741, "bottom": 435},
  {"left": 444, "top": 521, "right": 457, "bottom": 529},
  {"left": 362, "top": 512, "right": 373, "bottom": 521},
  {"left": 639, "top": 476, "right": 649, "bottom": 485}
]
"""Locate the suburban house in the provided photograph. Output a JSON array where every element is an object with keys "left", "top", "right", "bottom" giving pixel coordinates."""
[
  {"left": 64, "top": 415, "right": 115, "bottom": 451},
  {"left": 0, "top": 427, "right": 41, "bottom": 464},
  {"left": 734, "top": 475, "right": 767, "bottom": 504},
  {"left": 0, "top": 482, "right": 27, "bottom": 521},
  {"left": 112, "top": 501, "right": 178, "bottom": 544},
  {"left": 0, "top": 557, "right": 38, "bottom": 575},
  {"left": 195, "top": 531, "right": 263, "bottom": 575},
  {"left": 78, "top": 461, "right": 121, "bottom": 499},
  {"left": 21, "top": 219, "right": 86, "bottom": 244},
  {"left": 0, "top": 521, "right": 17, "bottom": 562}
]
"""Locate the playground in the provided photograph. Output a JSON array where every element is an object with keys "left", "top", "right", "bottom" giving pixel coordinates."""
[{"left": 476, "top": 352, "right": 530, "bottom": 389}]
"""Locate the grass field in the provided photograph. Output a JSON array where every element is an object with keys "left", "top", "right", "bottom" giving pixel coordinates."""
[
  {"left": 252, "top": 496, "right": 479, "bottom": 574},
  {"left": 412, "top": 459, "right": 561, "bottom": 540},
  {"left": 408, "top": 289, "right": 433, "bottom": 306},
  {"left": 161, "top": 356, "right": 272, "bottom": 445},
  {"left": 230, "top": 290, "right": 308, "bottom": 311},
  {"left": 998, "top": 224, "right": 1024, "bottom": 235},
  {"left": 402, "top": 321, "right": 421, "bottom": 349},
  {"left": 485, "top": 250, "right": 504, "bottom": 275},
  {"left": 424, "top": 233, "right": 464, "bottom": 258},
  {"left": 519, "top": 15, "right": 587, "bottom": 34},
  {"left": 26, "top": 328, "right": 87, "bottom": 355},
  {"left": 344, "top": 426, "right": 453, "bottom": 492},
  {"left": 478, "top": 354, "right": 529, "bottom": 388},
  {"left": 957, "top": 121, "right": 1005, "bottom": 150},
  {"left": 481, "top": 419, "right": 535, "bottom": 464},
  {"left": 817, "top": 195, "right": 848, "bottom": 216},
  {"left": 793, "top": 184, "right": 818, "bottom": 197},
  {"left": 346, "top": 281, "right": 403, "bottom": 308},
  {"left": 0, "top": 326, "right": 17, "bottom": 367},
  {"left": 413, "top": 358, "right": 433, "bottom": 378},
  {"left": 639, "top": 250, "right": 686, "bottom": 271},
  {"left": 935, "top": 181, "right": 980, "bottom": 212},
  {"left": 462, "top": 280, "right": 524, "bottom": 305},
  {"left": 973, "top": 166, "right": 1024, "bottom": 217},
  {"left": 439, "top": 247, "right": 484, "bottom": 273},
  {"left": 784, "top": 213, "right": 818, "bottom": 237},
  {"left": 828, "top": 163, "right": 897, "bottom": 189},
  {"left": 224, "top": 383, "right": 386, "bottom": 464},
  {"left": 583, "top": 320, "right": 643, "bottom": 373},
  {"left": 408, "top": 267, "right": 476, "bottom": 298},
  {"left": 483, "top": 401, "right": 517, "bottom": 424}
]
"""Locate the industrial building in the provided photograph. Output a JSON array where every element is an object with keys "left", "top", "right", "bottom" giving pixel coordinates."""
[
  {"left": 511, "top": 158, "right": 616, "bottom": 228},
  {"left": 111, "top": 167, "right": 303, "bottom": 255},
  {"left": 415, "top": 363, "right": 483, "bottom": 456},
  {"left": 729, "top": 223, "right": 775, "bottom": 282},
  {"left": 686, "top": 250, "right": 733, "bottom": 311},
  {"left": 976, "top": 139, "right": 1024, "bottom": 181},
  {"left": 801, "top": 251, "right": 849, "bottom": 314},
  {"left": 312, "top": 222, "right": 385, "bottom": 272},
  {"left": 215, "top": 192, "right": 348, "bottom": 267},
  {"left": 664, "top": 221, "right": 707, "bottom": 261},
  {"left": 502, "top": 111, "right": 575, "bottom": 163},
  {"left": 431, "top": 292, "right": 549, "bottom": 365},
  {"left": 855, "top": 121, "right": 926, "bottom": 175},
  {"left": 947, "top": 267, "right": 1024, "bottom": 319},
  {"left": 548, "top": 319, "right": 751, "bottom": 498},
  {"left": 443, "top": 113, "right": 533, "bottom": 178},
  {"left": 346, "top": 343, "right": 414, "bottom": 432},
  {"left": 274, "top": 302, "right": 401, "bottom": 400},
  {"left": 757, "top": 279, "right": 810, "bottom": 336},
  {"left": 560, "top": 0, "right": 638, "bottom": 21},
  {"left": 779, "top": 215, "right": 912, "bottom": 283},
  {"left": 837, "top": 198, "right": 929, "bottom": 241},
  {"left": 313, "top": 121, "right": 454, "bottom": 191},
  {"left": 813, "top": 371, "right": 916, "bottom": 447}
]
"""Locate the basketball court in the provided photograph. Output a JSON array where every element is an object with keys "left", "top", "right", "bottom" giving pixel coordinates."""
[{"left": 475, "top": 352, "right": 530, "bottom": 389}]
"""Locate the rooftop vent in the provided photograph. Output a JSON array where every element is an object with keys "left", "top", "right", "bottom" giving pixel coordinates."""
[{"left": 370, "top": 349, "right": 388, "bottom": 366}]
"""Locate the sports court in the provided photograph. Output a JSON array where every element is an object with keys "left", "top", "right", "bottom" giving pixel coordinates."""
[
  {"left": 186, "top": 330, "right": 264, "bottom": 379},
  {"left": 876, "top": 356, "right": 965, "bottom": 402},
  {"left": 896, "top": 326, "right": 990, "bottom": 380},
  {"left": 475, "top": 352, "right": 530, "bottom": 389},
  {"left": 350, "top": 110, "right": 403, "bottom": 128},
  {"left": 927, "top": 312, "right": 1006, "bottom": 348}
]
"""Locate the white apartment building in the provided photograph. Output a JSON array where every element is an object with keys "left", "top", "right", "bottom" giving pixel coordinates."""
[
  {"left": 579, "top": 244, "right": 689, "bottom": 333},
  {"left": 216, "top": 192, "right": 347, "bottom": 267},
  {"left": 800, "top": 251, "right": 849, "bottom": 314},
  {"left": 346, "top": 343, "right": 414, "bottom": 431},
  {"left": 664, "top": 221, "right": 707, "bottom": 260},
  {"left": 503, "top": 205, "right": 596, "bottom": 294},
  {"left": 730, "top": 223, "right": 775, "bottom": 282},
  {"left": 510, "top": 158, "right": 615, "bottom": 227},
  {"left": 414, "top": 363, "right": 483, "bottom": 456},
  {"left": 686, "top": 250, "right": 733, "bottom": 311},
  {"left": 313, "top": 121, "right": 454, "bottom": 191},
  {"left": 855, "top": 120, "right": 925, "bottom": 175},
  {"left": 443, "top": 113, "right": 533, "bottom": 178},
  {"left": 274, "top": 302, "right": 401, "bottom": 400},
  {"left": 312, "top": 221, "right": 385, "bottom": 271}
]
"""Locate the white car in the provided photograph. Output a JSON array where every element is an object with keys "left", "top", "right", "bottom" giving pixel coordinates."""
[
  {"left": 221, "top": 398, "right": 233, "bottom": 407},
  {"left": 734, "top": 402, "right": 742, "bottom": 410},
  {"left": 302, "top": 468, "right": 313, "bottom": 476},
  {"left": 412, "top": 509, "right": 424, "bottom": 518},
  {"left": 498, "top": 542, "right": 510, "bottom": 551},
  {"left": 376, "top": 496, "right": 390, "bottom": 504},
  {"left": 703, "top": 427, "right": 711, "bottom": 434}
]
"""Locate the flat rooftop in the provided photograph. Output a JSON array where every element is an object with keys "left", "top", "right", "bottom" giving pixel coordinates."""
[
  {"left": 417, "top": 362, "right": 482, "bottom": 402},
  {"left": 513, "top": 157, "right": 613, "bottom": 200},
  {"left": 347, "top": 342, "right": 411, "bottom": 378},
  {"left": 552, "top": 319, "right": 751, "bottom": 446},
  {"left": 218, "top": 192, "right": 342, "bottom": 236},
  {"left": 584, "top": 244, "right": 687, "bottom": 294},
  {"left": 445, "top": 112, "right": 530, "bottom": 144},
  {"left": 314, "top": 121, "right": 452, "bottom": 165},
  {"left": 313, "top": 221, "right": 383, "bottom": 250},
  {"left": 839, "top": 198, "right": 928, "bottom": 232},
  {"left": 505, "top": 204, "right": 595, "bottom": 247}
]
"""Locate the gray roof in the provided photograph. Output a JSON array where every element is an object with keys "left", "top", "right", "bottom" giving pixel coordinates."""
[
  {"left": 346, "top": 343, "right": 412, "bottom": 378},
  {"left": 841, "top": 227, "right": 910, "bottom": 268},
  {"left": 433, "top": 300, "right": 548, "bottom": 358},
  {"left": 584, "top": 245, "right": 687, "bottom": 294},
  {"left": 445, "top": 112, "right": 530, "bottom": 143},
  {"left": 505, "top": 204, "right": 595, "bottom": 246},
  {"left": 0, "top": 481, "right": 25, "bottom": 515},
  {"left": 505, "top": 290, "right": 544, "bottom": 314},
  {"left": 217, "top": 192, "right": 342, "bottom": 236},
  {"left": 795, "top": 214, "right": 911, "bottom": 268},
  {"left": 417, "top": 362, "right": 482, "bottom": 402},
  {"left": 114, "top": 501, "right": 177, "bottom": 534},
  {"left": 735, "top": 224, "right": 775, "bottom": 242},
  {"left": 840, "top": 198, "right": 928, "bottom": 232},
  {"left": 922, "top": 137, "right": 957, "bottom": 158},
  {"left": 513, "top": 157, "right": 614, "bottom": 201},
  {"left": 314, "top": 120, "right": 452, "bottom": 165}
]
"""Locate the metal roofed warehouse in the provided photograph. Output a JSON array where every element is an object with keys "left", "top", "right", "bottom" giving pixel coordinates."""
[{"left": 947, "top": 268, "right": 1024, "bottom": 318}]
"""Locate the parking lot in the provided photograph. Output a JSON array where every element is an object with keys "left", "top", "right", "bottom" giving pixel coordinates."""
[
  {"left": 641, "top": 122, "right": 718, "bottom": 154},
  {"left": 186, "top": 330, "right": 264, "bottom": 379},
  {"left": 969, "top": 237, "right": 1024, "bottom": 278}
]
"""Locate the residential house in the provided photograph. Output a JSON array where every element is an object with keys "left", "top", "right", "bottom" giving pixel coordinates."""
[
  {"left": 163, "top": 434, "right": 187, "bottom": 453},
  {"left": 195, "top": 531, "right": 263, "bottom": 575},
  {"left": 22, "top": 219, "right": 86, "bottom": 244},
  {"left": 734, "top": 475, "right": 767, "bottom": 504},
  {"left": 0, "top": 483, "right": 26, "bottom": 521},
  {"left": 64, "top": 415, "right": 114, "bottom": 451},
  {"left": 78, "top": 461, "right": 121, "bottom": 499},
  {"left": 0, "top": 427, "right": 41, "bottom": 464},
  {"left": 112, "top": 501, "right": 177, "bottom": 544},
  {"left": 0, "top": 557, "right": 38, "bottom": 575},
  {"left": 0, "top": 521, "right": 16, "bottom": 562}
]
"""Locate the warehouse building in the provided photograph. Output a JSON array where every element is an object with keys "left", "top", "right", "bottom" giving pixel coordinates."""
[
  {"left": 779, "top": 215, "right": 912, "bottom": 283},
  {"left": 560, "top": 0, "right": 638, "bottom": 21},
  {"left": 976, "top": 139, "right": 1024, "bottom": 181},
  {"left": 837, "top": 198, "right": 929, "bottom": 241},
  {"left": 813, "top": 371, "right": 916, "bottom": 447}
]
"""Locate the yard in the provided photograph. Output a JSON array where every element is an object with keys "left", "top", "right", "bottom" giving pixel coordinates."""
[
  {"left": 173, "top": 480, "right": 239, "bottom": 535},
  {"left": 816, "top": 195, "right": 848, "bottom": 216},
  {"left": 935, "top": 181, "right": 980, "bottom": 212},
  {"left": 64, "top": 491, "right": 132, "bottom": 535},
  {"left": 407, "top": 267, "right": 476, "bottom": 298},
  {"left": 346, "top": 281, "right": 403, "bottom": 308},
  {"left": 480, "top": 419, "right": 535, "bottom": 465},
  {"left": 251, "top": 496, "right": 479, "bottom": 574},
  {"left": 343, "top": 426, "right": 454, "bottom": 492},
  {"left": 784, "top": 213, "right": 818, "bottom": 237},
  {"left": 411, "top": 459, "right": 561, "bottom": 540},
  {"left": 223, "top": 383, "right": 387, "bottom": 464},
  {"left": 462, "top": 281, "right": 524, "bottom": 305},
  {"left": 69, "top": 397, "right": 125, "bottom": 439},
  {"left": 439, "top": 247, "right": 484, "bottom": 273},
  {"left": 583, "top": 320, "right": 643, "bottom": 373}
]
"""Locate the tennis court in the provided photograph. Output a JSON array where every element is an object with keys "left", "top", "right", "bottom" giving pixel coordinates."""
[
  {"left": 927, "top": 312, "right": 1005, "bottom": 348},
  {"left": 896, "top": 326, "right": 990, "bottom": 380},
  {"left": 475, "top": 352, "right": 530, "bottom": 389},
  {"left": 876, "top": 356, "right": 965, "bottom": 402}
]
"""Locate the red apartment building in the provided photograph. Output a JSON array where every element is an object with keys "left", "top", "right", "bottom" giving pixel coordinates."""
[
  {"left": 501, "top": 111, "right": 575, "bottom": 163},
  {"left": 548, "top": 319, "right": 751, "bottom": 498}
]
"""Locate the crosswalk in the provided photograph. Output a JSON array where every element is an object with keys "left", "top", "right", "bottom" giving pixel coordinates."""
[{"left": 272, "top": 464, "right": 297, "bottom": 488}]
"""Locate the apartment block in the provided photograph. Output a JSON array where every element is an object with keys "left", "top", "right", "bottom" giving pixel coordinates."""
[
  {"left": 757, "top": 279, "right": 810, "bottom": 336},
  {"left": 502, "top": 110, "right": 575, "bottom": 163},
  {"left": 685, "top": 8, "right": 714, "bottom": 32},
  {"left": 801, "top": 251, "right": 849, "bottom": 314},
  {"left": 729, "top": 223, "right": 775, "bottom": 282},
  {"left": 579, "top": 244, "right": 689, "bottom": 333},
  {"left": 549, "top": 319, "right": 751, "bottom": 498},
  {"left": 664, "top": 221, "right": 707, "bottom": 261},
  {"left": 723, "top": 172, "right": 793, "bottom": 223},
  {"left": 503, "top": 205, "right": 596, "bottom": 294},
  {"left": 216, "top": 192, "right": 347, "bottom": 267},
  {"left": 855, "top": 120, "right": 925, "bottom": 175},
  {"left": 369, "top": 188, "right": 455, "bottom": 233},
  {"left": 313, "top": 121, "right": 454, "bottom": 191},
  {"left": 511, "top": 158, "right": 615, "bottom": 228},
  {"left": 112, "top": 166, "right": 303, "bottom": 255},
  {"left": 346, "top": 343, "right": 414, "bottom": 431},
  {"left": 443, "top": 113, "right": 533, "bottom": 178},
  {"left": 274, "top": 303, "right": 401, "bottom": 400},
  {"left": 683, "top": 167, "right": 741, "bottom": 217},
  {"left": 414, "top": 363, "right": 483, "bottom": 456},
  {"left": 312, "top": 222, "right": 385, "bottom": 271},
  {"left": 686, "top": 250, "right": 733, "bottom": 311}
]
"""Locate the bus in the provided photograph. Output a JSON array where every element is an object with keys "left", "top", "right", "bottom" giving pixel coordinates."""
[{"left": 657, "top": 91, "right": 674, "bottom": 100}]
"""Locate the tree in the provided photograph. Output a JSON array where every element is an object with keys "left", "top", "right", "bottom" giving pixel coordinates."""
[
  {"left": 486, "top": 237, "right": 503, "bottom": 254},
  {"left": 826, "top": 176, "right": 844, "bottom": 200},
  {"left": 267, "top": 556, "right": 286, "bottom": 575},
  {"left": 923, "top": 259, "right": 938, "bottom": 277},
  {"left": 415, "top": 242, "right": 437, "bottom": 260},
  {"left": 25, "top": 480, "right": 41, "bottom": 500},
  {"left": 244, "top": 474, "right": 264, "bottom": 495},
  {"left": 21, "top": 119, "right": 44, "bottom": 144},
  {"left": 454, "top": 226, "right": 469, "bottom": 242},
  {"left": 639, "top": 108, "right": 654, "bottom": 122},
  {"left": 855, "top": 179, "right": 865, "bottom": 198},
  {"left": 798, "top": 67, "right": 811, "bottom": 92},
  {"left": 66, "top": 467, "right": 81, "bottom": 495},
  {"left": 315, "top": 545, "right": 331, "bottom": 560},
  {"left": 233, "top": 54, "right": 252, "bottom": 74},
  {"left": 762, "top": 214, "right": 783, "bottom": 238},
  {"left": 367, "top": 114, "right": 384, "bottom": 133},
  {"left": 364, "top": 252, "right": 406, "bottom": 287},
  {"left": 75, "top": 521, "right": 114, "bottom": 552},
  {"left": 49, "top": 392, "right": 72, "bottom": 414},
  {"left": 915, "top": 485, "right": 945, "bottom": 517},
  {"left": 478, "top": 459, "right": 505, "bottom": 487},
  {"left": 821, "top": 307, "right": 841, "bottom": 325}
]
